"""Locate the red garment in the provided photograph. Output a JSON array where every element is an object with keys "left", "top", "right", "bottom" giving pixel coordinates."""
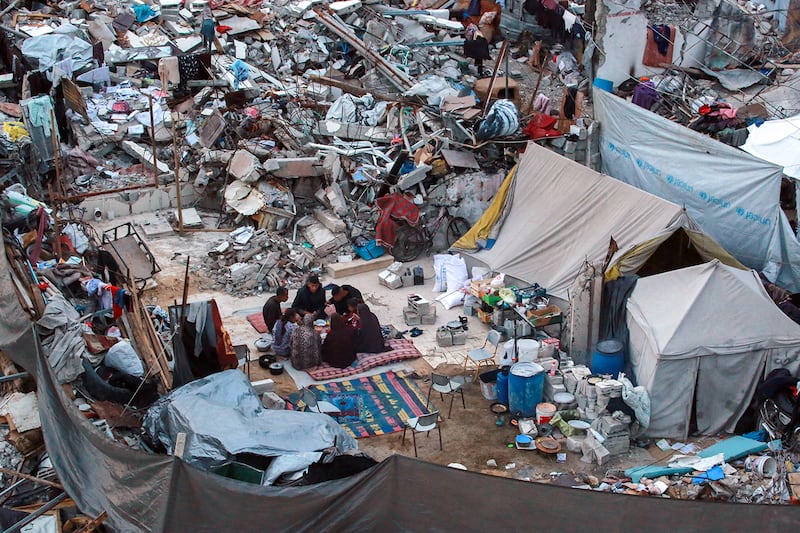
[
  {"left": 523, "top": 113, "right": 562, "bottom": 139},
  {"left": 108, "top": 285, "right": 123, "bottom": 319},
  {"left": 375, "top": 193, "right": 420, "bottom": 247}
]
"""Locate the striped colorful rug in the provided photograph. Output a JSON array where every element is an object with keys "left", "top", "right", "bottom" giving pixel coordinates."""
[{"left": 288, "top": 371, "right": 430, "bottom": 438}]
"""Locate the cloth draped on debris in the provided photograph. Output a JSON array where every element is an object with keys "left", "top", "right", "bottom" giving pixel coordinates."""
[
  {"left": 36, "top": 294, "right": 99, "bottom": 383},
  {"left": 375, "top": 193, "right": 420, "bottom": 247},
  {"left": 230, "top": 59, "right": 249, "bottom": 90},
  {"left": 476, "top": 100, "right": 519, "bottom": 140},
  {"left": 451, "top": 164, "right": 516, "bottom": 251},
  {"left": 143, "top": 370, "right": 355, "bottom": 480},
  {"left": 741, "top": 114, "right": 800, "bottom": 180},
  {"left": 594, "top": 89, "right": 800, "bottom": 291},
  {"left": 20, "top": 34, "right": 93, "bottom": 74}
]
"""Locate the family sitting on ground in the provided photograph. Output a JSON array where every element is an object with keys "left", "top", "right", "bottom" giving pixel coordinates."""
[{"left": 261, "top": 275, "right": 389, "bottom": 370}]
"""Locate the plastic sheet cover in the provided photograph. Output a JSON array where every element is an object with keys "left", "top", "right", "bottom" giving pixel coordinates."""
[
  {"left": 594, "top": 89, "right": 800, "bottom": 291},
  {"left": 143, "top": 370, "right": 356, "bottom": 478}
]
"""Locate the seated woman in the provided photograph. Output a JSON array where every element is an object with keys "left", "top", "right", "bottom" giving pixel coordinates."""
[
  {"left": 322, "top": 313, "right": 357, "bottom": 368},
  {"left": 355, "top": 303, "right": 390, "bottom": 354},
  {"left": 343, "top": 298, "right": 361, "bottom": 331},
  {"left": 290, "top": 314, "right": 322, "bottom": 370},
  {"left": 271, "top": 308, "right": 299, "bottom": 357}
]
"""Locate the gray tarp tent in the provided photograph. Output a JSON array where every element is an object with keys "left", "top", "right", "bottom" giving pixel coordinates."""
[
  {"left": 594, "top": 88, "right": 800, "bottom": 291},
  {"left": 627, "top": 260, "right": 800, "bottom": 438},
  {"left": 3, "top": 241, "right": 800, "bottom": 530}
]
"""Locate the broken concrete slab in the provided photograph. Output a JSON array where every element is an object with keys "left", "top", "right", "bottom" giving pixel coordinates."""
[
  {"left": 0, "top": 392, "right": 41, "bottom": 433},
  {"left": 227, "top": 150, "right": 262, "bottom": 183},
  {"left": 121, "top": 141, "right": 171, "bottom": 174},
  {"left": 264, "top": 157, "right": 324, "bottom": 178},
  {"left": 302, "top": 219, "right": 348, "bottom": 256},
  {"left": 314, "top": 209, "right": 346, "bottom": 233},
  {"left": 327, "top": 255, "right": 395, "bottom": 279}
]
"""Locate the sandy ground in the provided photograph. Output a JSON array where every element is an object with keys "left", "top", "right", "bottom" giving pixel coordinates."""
[{"left": 94, "top": 212, "right": 665, "bottom": 482}]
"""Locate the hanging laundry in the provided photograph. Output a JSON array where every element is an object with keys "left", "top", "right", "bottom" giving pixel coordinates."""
[
  {"left": 27, "top": 95, "right": 53, "bottom": 135},
  {"left": 651, "top": 24, "right": 671, "bottom": 56},
  {"left": 562, "top": 9, "right": 577, "bottom": 31}
]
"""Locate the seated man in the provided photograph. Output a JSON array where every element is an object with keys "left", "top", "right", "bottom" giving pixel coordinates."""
[
  {"left": 328, "top": 284, "right": 363, "bottom": 316},
  {"left": 292, "top": 274, "right": 326, "bottom": 318},
  {"left": 262, "top": 286, "right": 288, "bottom": 333}
]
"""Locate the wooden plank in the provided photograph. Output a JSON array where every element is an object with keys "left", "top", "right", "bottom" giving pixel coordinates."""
[{"left": 327, "top": 255, "right": 395, "bottom": 279}]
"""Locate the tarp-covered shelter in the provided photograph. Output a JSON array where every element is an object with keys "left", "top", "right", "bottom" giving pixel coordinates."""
[
  {"left": 594, "top": 89, "right": 800, "bottom": 291},
  {"left": 627, "top": 260, "right": 800, "bottom": 439},
  {"left": 453, "top": 143, "right": 740, "bottom": 299}
]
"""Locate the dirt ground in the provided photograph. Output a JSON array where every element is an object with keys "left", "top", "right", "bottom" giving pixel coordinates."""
[{"left": 96, "top": 212, "right": 665, "bottom": 484}]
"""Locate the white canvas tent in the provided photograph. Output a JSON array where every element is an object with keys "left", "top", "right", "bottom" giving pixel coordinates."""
[
  {"left": 457, "top": 143, "right": 733, "bottom": 299},
  {"left": 627, "top": 260, "right": 800, "bottom": 439}
]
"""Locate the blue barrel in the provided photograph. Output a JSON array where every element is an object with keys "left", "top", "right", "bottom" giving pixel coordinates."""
[
  {"left": 496, "top": 368, "right": 510, "bottom": 406},
  {"left": 591, "top": 339, "right": 625, "bottom": 377},
  {"left": 508, "top": 362, "right": 545, "bottom": 417},
  {"left": 593, "top": 78, "right": 613, "bottom": 92}
]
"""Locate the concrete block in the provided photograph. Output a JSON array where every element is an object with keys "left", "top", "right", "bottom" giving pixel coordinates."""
[
  {"left": 595, "top": 445, "right": 611, "bottom": 465},
  {"left": 251, "top": 378, "right": 275, "bottom": 394},
  {"left": 314, "top": 209, "right": 346, "bottom": 233},
  {"left": 261, "top": 391, "right": 286, "bottom": 410}
]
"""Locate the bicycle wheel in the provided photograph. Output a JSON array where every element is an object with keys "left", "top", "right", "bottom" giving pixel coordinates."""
[
  {"left": 445, "top": 217, "right": 470, "bottom": 247},
  {"left": 392, "top": 225, "right": 426, "bottom": 262}
]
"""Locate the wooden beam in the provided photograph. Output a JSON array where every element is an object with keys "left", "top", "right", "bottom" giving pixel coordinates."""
[{"left": 0, "top": 467, "right": 63, "bottom": 490}]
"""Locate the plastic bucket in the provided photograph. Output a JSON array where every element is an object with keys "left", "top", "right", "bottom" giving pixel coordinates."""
[
  {"left": 744, "top": 455, "right": 777, "bottom": 477},
  {"left": 496, "top": 368, "right": 510, "bottom": 406},
  {"left": 479, "top": 370, "right": 499, "bottom": 401},
  {"left": 502, "top": 339, "right": 541, "bottom": 365},
  {"left": 593, "top": 78, "right": 613, "bottom": 92},
  {"left": 591, "top": 339, "right": 625, "bottom": 377},
  {"left": 536, "top": 402, "right": 557, "bottom": 425},
  {"left": 508, "top": 362, "right": 545, "bottom": 417}
]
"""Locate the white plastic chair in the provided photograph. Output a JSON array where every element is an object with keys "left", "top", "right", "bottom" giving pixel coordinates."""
[
  {"left": 464, "top": 329, "right": 503, "bottom": 381},
  {"left": 402, "top": 410, "right": 442, "bottom": 457},
  {"left": 301, "top": 388, "right": 341, "bottom": 416},
  {"left": 427, "top": 373, "right": 466, "bottom": 418}
]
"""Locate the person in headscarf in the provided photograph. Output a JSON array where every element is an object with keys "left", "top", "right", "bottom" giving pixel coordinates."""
[
  {"left": 322, "top": 313, "right": 357, "bottom": 368},
  {"left": 355, "top": 303, "right": 390, "bottom": 354},
  {"left": 344, "top": 298, "right": 361, "bottom": 330},
  {"left": 271, "top": 308, "right": 299, "bottom": 357},
  {"left": 290, "top": 314, "right": 322, "bottom": 370}
]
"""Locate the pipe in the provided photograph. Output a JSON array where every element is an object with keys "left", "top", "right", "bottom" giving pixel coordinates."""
[
  {"left": 0, "top": 372, "right": 29, "bottom": 383},
  {"left": 5, "top": 492, "right": 68, "bottom": 533}
]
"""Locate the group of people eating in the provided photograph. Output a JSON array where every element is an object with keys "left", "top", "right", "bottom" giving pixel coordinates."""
[{"left": 261, "top": 275, "right": 389, "bottom": 370}]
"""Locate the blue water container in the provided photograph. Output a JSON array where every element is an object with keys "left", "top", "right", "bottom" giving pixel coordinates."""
[
  {"left": 496, "top": 368, "right": 510, "bottom": 406},
  {"left": 508, "top": 362, "right": 545, "bottom": 417},
  {"left": 591, "top": 339, "right": 625, "bottom": 377}
]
